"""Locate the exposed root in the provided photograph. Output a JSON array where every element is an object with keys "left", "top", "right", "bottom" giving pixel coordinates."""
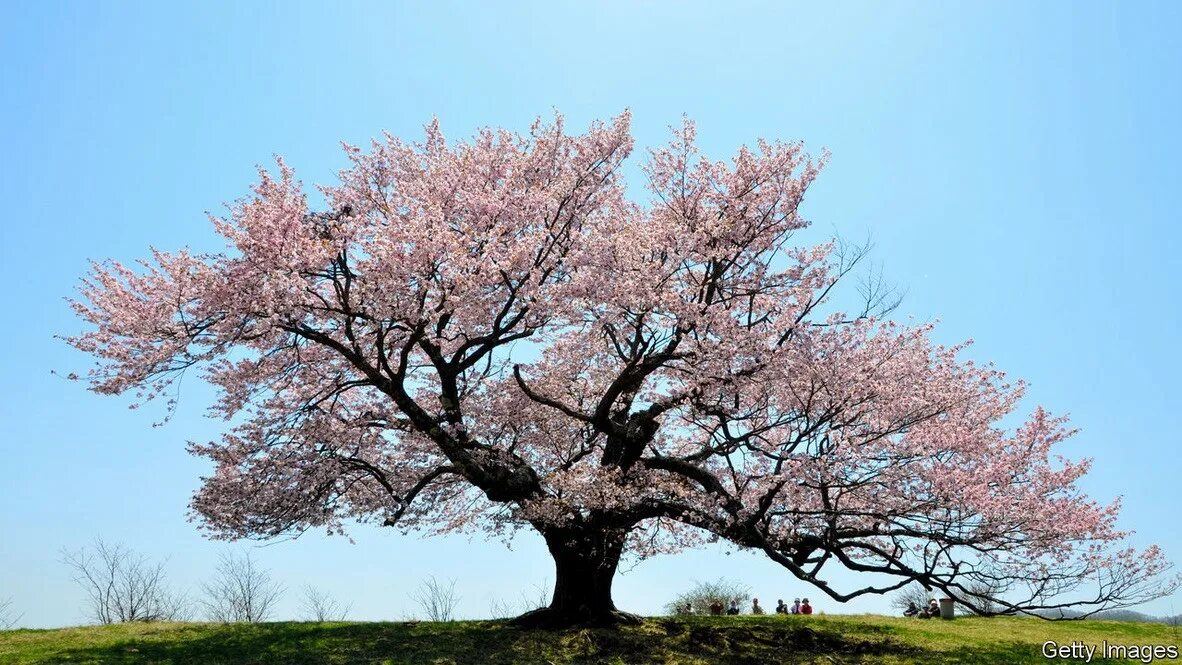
[{"left": 509, "top": 606, "right": 644, "bottom": 629}]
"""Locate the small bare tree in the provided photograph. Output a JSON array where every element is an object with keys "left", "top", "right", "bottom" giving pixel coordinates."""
[
  {"left": 61, "top": 539, "right": 187, "bottom": 624},
  {"left": 957, "top": 580, "right": 1003, "bottom": 616},
  {"left": 410, "top": 576, "right": 461, "bottom": 622},
  {"left": 200, "top": 551, "right": 283, "bottom": 623},
  {"left": 489, "top": 580, "right": 550, "bottom": 619},
  {"left": 1, "top": 596, "right": 22, "bottom": 630},
  {"left": 299, "top": 584, "right": 350, "bottom": 622}
]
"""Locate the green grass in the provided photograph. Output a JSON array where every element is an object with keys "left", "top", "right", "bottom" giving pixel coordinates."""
[{"left": 1, "top": 615, "right": 1178, "bottom": 664}]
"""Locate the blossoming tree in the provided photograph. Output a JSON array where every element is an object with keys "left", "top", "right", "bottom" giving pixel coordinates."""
[{"left": 67, "top": 113, "right": 1174, "bottom": 626}]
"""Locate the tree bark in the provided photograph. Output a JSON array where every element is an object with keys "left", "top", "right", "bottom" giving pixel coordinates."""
[{"left": 511, "top": 522, "right": 641, "bottom": 628}]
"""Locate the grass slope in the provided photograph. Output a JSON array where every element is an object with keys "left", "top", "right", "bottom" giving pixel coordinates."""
[{"left": 1, "top": 615, "right": 1178, "bottom": 664}]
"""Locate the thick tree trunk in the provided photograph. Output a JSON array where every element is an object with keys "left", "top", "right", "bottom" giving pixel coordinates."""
[{"left": 511, "top": 523, "right": 641, "bottom": 628}]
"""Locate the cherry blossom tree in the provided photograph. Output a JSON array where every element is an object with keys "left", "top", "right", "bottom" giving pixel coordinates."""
[{"left": 65, "top": 112, "right": 1175, "bottom": 626}]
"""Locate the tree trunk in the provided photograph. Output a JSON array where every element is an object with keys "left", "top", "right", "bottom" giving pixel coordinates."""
[{"left": 511, "top": 523, "right": 640, "bottom": 628}]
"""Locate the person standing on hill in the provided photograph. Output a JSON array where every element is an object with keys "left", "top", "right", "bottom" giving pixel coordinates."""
[
  {"left": 752, "top": 598, "right": 765, "bottom": 615},
  {"left": 791, "top": 598, "right": 801, "bottom": 614},
  {"left": 800, "top": 599, "right": 813, "bottom": 615}
]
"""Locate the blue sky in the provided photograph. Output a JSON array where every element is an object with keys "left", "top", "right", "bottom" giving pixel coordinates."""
[{"left": 2, "top": 1, "right": 1180, "bottom": 628}]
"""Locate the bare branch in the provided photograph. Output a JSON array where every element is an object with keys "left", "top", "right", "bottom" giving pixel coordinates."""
[
  {"left": 409, "top": 576, "right": 461, "bottom": 622},
  {"left": 200, "top": 551, "right": 284, "bottom": 623},
  {"left": 61, "top": 539, "right": 187, "bottom": 624},
  {"left": 299, "top": 584, "right": 351, "bottom": 622}
]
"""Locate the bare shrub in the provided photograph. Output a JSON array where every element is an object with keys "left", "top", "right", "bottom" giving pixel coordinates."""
[
  {"left": 957, "top": 580, "right": 1003, "bottom": 616},
  {"left": 61, "top": 539, "right": 188, "bottom": 624},
  {"left": 891, "top": 584, "right": 935, "bottom": 615},
  {"left": 665, "top": 578, "right": 749, "bottom": 615},
  {"left": 488, "top": 580, "right": 550, "bottom": 619},
  {"left": 0, "top": 596, "right": 22, "bottom": 630},
  {"left": 410, "top": 576, "right": 460, "bottom": 622},
  {"left": 300, "top": 584, "right": 351, "bottom": 622},
  {"left": 200, "top": 551, "right": 283, "bottom": 623}
]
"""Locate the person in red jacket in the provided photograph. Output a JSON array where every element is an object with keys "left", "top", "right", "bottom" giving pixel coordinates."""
[{"left": 800, "top": 598, "right": 813, "bottom": 615}]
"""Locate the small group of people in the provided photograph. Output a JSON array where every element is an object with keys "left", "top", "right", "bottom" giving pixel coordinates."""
[
  {"left": 714, "top": 600, "right": 741, "bottom": 615},
  {"left": 689, "top": 597, "right": 814, "bottom": 616},
  {"left": 903, "top": 599, "right": 942, "bottom": 619},
  {"left": 774, "top": 598, "right": 812, "bottom": 615},
  {"left": 703, "top": 600, "right": 740, "bottom": 615}
]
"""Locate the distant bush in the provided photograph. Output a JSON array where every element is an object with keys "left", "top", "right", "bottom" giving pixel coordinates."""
[
  {"left": 1036, "top": 608, "right": 1182, "bottom": 623},
  {"left": 489, "top": 580, "right": 550, "bottom": 619},
  {"left": 890, "top": 581, "right": 1006, "bottom": 617},
  {"left": 300, "top": 584, "right": 351, "bottom": 622},
  {"left": 409, "top": 576, "right": 461, "bottom": 622},
  {"left": 665, "top": 578, "right": 749, "bottom": 615},
  {"left": 890, "top": 585, "right": 934, "bottom": 616}
]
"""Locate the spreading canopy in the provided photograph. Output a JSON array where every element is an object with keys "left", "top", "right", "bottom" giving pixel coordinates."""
[{"left": 67, "top": 112, "right": 1174, "bottom": 618}]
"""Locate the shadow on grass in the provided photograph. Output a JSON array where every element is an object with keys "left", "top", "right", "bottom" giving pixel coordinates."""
[{"left": 23, "top": 617, "right": 1106, "bottom": 664}]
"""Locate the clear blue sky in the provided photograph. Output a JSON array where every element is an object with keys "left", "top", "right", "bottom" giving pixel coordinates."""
[{"left": 2, "top": 1, "right": 1180, "bottom": 628}]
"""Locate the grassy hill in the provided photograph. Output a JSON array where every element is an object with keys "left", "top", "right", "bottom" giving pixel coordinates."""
[{"left": 1, "top": 614, "right": 1178, "bottom": 664}]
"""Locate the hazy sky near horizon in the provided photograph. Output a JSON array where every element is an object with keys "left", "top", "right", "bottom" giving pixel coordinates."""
[{"left": 2, "top": 1, "right": 1180, "bottom": 628}]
